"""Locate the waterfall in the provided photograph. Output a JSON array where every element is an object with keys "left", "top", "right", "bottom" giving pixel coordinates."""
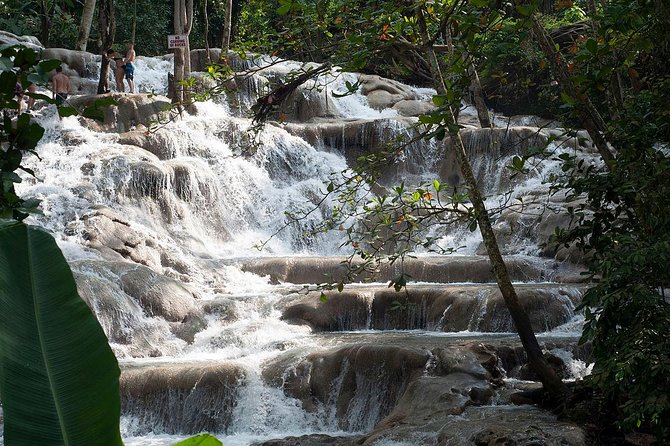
[{"left": 5, "top": 52, "right": 593, "bottom": 446}]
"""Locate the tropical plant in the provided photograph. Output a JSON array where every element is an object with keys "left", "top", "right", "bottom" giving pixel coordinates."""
[{"left": 0, "top": 44, "right": 123, "bottom": 445}]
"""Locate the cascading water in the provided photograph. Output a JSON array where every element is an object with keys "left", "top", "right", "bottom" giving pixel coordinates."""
[{"left": 4, "top": 52, "right": 592, "bottom": 445}]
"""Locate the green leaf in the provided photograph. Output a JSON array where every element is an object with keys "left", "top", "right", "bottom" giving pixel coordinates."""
[
  {"left": 585, "top": 38, "right": 598, "bottom": 55},
  {"left": 37, "top": 59, "right": 62, "bottom": 74},
  {"left": 15, "top": 118, "right": 45, "bottom": 150},
  {"left": 320, "top": 292, "right": 328, "bottom": 303},
  {"left": 58, "top": 106, "right": 79, "bottom": 118},
  {"left": 432, "top": 95, "right": 446, "bottom": 106},
  {"left": 0, "top": 222, "right": 122, "bottom": 446},
  {"left": 172, "top": 434, "right": 223, "bottom": 446},
  {"left": 277, "top": 3, "right": 291, "bottom": 15},
  {"left": 0, "top": 56, "right": 12, "bottom": 71}
]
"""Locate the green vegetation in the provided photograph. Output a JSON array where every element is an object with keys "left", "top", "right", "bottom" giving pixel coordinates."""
[
  {"left": 550, "top": 1, "right": 670, "bottom": 434},
  {"left": 0, "top": 45, "right": 123, "bottom": 445}
]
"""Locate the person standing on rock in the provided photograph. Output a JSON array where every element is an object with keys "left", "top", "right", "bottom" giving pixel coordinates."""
[
  {"left": 15, "top": 82, "right": 24, "bottom": 114},
  {"left": 106, "top": 49, "right": 125, "bottom": 92},
  {"left": 27, "top": 83, "right": 37, "bottom": 110},
  {"left": 52, "top": 66, "right": 71, "bottom": 106},
  {"left": 124, "top": 42, "right": 136, "bottom": 93}
]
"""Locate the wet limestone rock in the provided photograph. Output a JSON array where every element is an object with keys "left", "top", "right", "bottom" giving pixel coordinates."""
[
  {"left": 113, "top": 263, "right": 199, "bottom": 322},
  {"left": 240, "top": 255, "right": 578, "bottom": 286},
  {"left": 80, "top": 206, "right": 162, "bottom": 268},
  {"left": 0, "top": 30, "right": 43, "bottom": 50},
  {"left": 267, "top": 344, "right": 430, "bottom": 431},
  {"left": 281, "top": 283, "right": 583, "bottom": 333},
  {"left": 121, "top": 363, "right": 245, "bottom": 435},
  {"left": 392, "top": 98, "right": 436, "bottom": 117},
  {"left": 359, "top": 74, "right": 419, "bottom": 110},
  {"left": 254, "top": 435, "right": 360, "bottom": 446},
  {"left": 41, "top": 47, "right": 99, "bottom": 79},
  {"left": 69, "top": 93, "right": 172, "bottom": 133},
  {"left": 282, "top": 290, "right": 373, "bottom": 331},
  {"left": 439, "top": 406, "right": 586, "bottom": 446}
]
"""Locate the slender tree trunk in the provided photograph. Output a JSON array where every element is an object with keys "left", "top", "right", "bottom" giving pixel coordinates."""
[
  {"left": 96, "top": 0, "right": 115, "bottom": 94},
  {"left": 131, "top": 0, "right": 137, "bottom": 44},
  {"left": 221, "top": 0, "right": 233, "bottom": 54},
  {"left": 173, "top": 0, "right": 184, "bottom": 104},
  {"left": 173, "top": 0, "right": 194, "bottom": 105},
  {"left": 76, "top": 0, "right": 96, "bottom": 51},
  {"left": 528, "top": 13, "right": 616, "bottom": 167},
  {"left": 417, "top": 6, "right": 568, "bottom": 403},
  {"left": 40, "top": 0, "right": 51, "bottom": 47},
  {"left": 468, "top": 61, "right": 492, "bottom": 128},
  {"left": 203, "top": 0, "right": 211, "bottom": 63}
]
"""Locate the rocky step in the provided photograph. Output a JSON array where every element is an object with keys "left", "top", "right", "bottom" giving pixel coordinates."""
[
  {"left": 118, "top": 336, "right": 588, "bottom": 441},
  {"left": 236, "top": 255, "right": 586, "bottom": 285},
  {"left": 120, "top": 361, "right": 245, "bottom": 436},
  {"left": 262, "top": 337, "right": 587, "bottom": 439},
  {"left": 278, "top": 282, "right": 585, "bottom": 334}
]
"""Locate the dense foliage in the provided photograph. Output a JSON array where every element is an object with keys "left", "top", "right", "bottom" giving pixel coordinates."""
[{"left": 550, "top": 1, "right": 670, "bottom": 436}]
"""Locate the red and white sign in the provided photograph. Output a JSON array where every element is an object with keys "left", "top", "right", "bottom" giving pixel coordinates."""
[{"left": 168, "top": 34, "right": 187, "bottom": 49}]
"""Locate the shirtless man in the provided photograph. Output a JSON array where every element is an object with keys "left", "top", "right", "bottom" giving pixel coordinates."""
[
  {"left": 124, "top": 42, "right": 136, "bottom": 93},
  {"left": 52, "top": 66, "right": 71, "bottom": 106},
  {"left": 106, "top": 48, "right": 125, "bottom": 92}
]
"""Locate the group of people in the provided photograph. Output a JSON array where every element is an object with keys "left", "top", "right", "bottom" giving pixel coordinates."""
[
  {"left": 106, "top": 42, "right": 136, "bottom": 93},
  {"left": 13, "top": 42, "right": 136, "bottom": 115}
]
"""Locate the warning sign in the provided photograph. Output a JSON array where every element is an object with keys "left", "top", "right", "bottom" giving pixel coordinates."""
[{"left": 168, "top": 34, "right": 187, "bottom": 49}]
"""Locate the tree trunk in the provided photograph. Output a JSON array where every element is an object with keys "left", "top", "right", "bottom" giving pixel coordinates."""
[
  {"left": 528, "top": 13, "right": 616, "bottom": 167},
  {"left": 130, "top": 0, "right": 137, "bottom": 44},
  {"left": 173, "top": 0, "right": 194, "bottom": 105},
  {"left": 221, "top": 0, "right": 233, "bottom": 55},
  {"left": 96, "top": 0, "right": 115, "bottom": 94},
  {"left": 417, "top": 5, "right": 568, "bottom": 404},
  {"left": 468, "top": 62, "right": 492, "bottom": 128},
  {"left": 76, "top": 0, "right": 96, "bottom": 51},
  {"left": 203, "top": 0, "right": 211, "bottom": 63},
  {"left": 40, "top": 0, "right": 51, "bottom": 47}
]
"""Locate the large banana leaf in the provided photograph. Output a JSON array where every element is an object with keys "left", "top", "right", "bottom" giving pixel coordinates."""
[{"left": 0, "top": 221, "right": 123, "bottom": 446}]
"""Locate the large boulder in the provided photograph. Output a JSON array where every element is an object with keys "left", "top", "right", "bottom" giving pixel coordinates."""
[
  {"left": 359, "top": 74, "right": 418, "bottom": 109},
  {"left": 73, "top": 259, "right": 201, "bottom": 356},
  {"left": 41, "top": 48, "right": 99, "bottom": 79},
  {"left": 0, "top": 30, "right": 43, "bottom": 50},
  {"left": 69, "top": 93, "right": 172, "bottom": 133},
  {"left": 80, "top": 206, "right": 163, "bottom": 268}
]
